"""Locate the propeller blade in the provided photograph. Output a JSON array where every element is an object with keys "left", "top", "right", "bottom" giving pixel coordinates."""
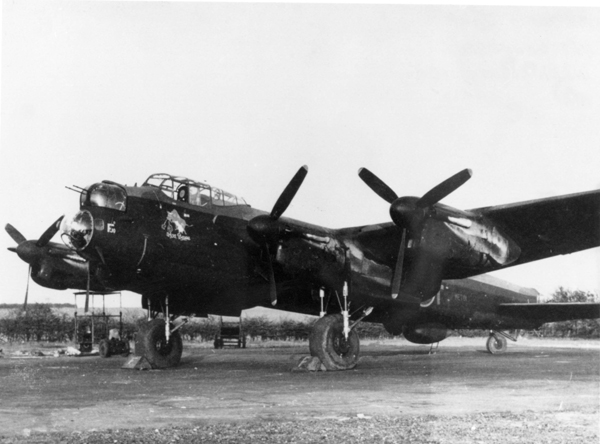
[
  {"left": 23, "top": 265, "right": 31, "bottom": 312},
  {"left": 5, "top": 224, "right": 27, "bottom": 245},
  {"left": 391, "top": 229, "right": 407, "bottom": 299},
  {"left": 417, "top": 169, "right": 472, "bottom": 208},
  {"left": 358, "top": 168, "right": 398, "bottom": 204},
  {"left": 270, "top": 166, "right": 308, "bottom": 220},
  {"left": 266, "top": 246, "right": 277, "bottom": 306},
  {"left": 36, "top": 216, "right": 65, "bottom": 248}
]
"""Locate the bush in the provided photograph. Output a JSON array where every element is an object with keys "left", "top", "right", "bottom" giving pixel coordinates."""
[{"left": 0, "top": 304, "right": 72, "bottom": 342}]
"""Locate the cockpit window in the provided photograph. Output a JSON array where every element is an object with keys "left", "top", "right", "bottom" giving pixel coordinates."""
[
  {"left": 143, "top": 173, "right": 249, "bottom": 208},
  {"left": 82, "top": 183, "right": 127, "bottom": 212},
  {"left": 212, "top": 188, "right": 240, "bottom": 207},
  {"left": 188, "top": 184, "right": 211, "bottom": 207},
  {"left": 144, "top": 174, "right": 176, "bottom": 199}
]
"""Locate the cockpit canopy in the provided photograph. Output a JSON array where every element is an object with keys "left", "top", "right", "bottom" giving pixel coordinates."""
[{"left": 142, "top": 173, "right": 249, "bottom": 208}]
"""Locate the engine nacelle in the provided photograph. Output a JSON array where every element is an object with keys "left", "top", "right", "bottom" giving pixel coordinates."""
[
  {"left": 402, "top": 323, "right": 449, "bottom": 344},
  {"left": 30, "top": 262, "right": 69, "bottom": 290}
]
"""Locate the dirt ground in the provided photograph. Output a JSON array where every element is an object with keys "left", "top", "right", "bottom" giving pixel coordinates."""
[{"left": 0, "top": 337, "right": 598, "bottom": 442}]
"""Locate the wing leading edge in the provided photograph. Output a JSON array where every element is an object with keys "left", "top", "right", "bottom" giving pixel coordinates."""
[{"left": 473, "top": 189, "right": 600, "bottom": 268}]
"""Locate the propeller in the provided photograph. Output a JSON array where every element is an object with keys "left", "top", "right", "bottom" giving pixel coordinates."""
[
  {"left": 247, "top": 166, "right": 309, "bottom": 305},
  {"left": 5, "top": 217, "right": 65, "bottom": 311},
  {"left": 358, "top": 168, "right": 472, "bottom": 299}
]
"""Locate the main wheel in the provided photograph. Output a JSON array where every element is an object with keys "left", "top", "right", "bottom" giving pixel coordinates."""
[
  {"left": 486, "top": 334, "right": 507, "bottom": 355},
  {"left": 141, "top": 319, "right": 183, "bottom": 368},
  {"left": 309, "top": 314, "right": 359, "bottom": 371},
  {"left": 99, "top": 339, "right": 111, "bottom": 358}
]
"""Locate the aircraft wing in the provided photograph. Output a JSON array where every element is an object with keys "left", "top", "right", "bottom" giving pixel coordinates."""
[
  {"left": 340, "top": 222, "right": 400, "bottom": 265},
  {"left": 472, "top": 189, "right": 600, "bottom": 267},
  {"left": 498, "top": 302, "right": 600, "bottom": 325}
]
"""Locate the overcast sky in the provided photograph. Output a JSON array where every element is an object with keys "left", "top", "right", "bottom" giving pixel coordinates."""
[{"left": 1, "top": 1, "right": 599, "bottom": 307}]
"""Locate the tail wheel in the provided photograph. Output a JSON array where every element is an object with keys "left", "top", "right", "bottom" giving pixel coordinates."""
[
  {"left": 486, "top": 334, "right": 508, "bottom": 355},
  {"left": 141, "top": 319, "right": 183, "bottom": 368},
  {"left": 309, "top": 314, "right": 359, "bottom": 371}
]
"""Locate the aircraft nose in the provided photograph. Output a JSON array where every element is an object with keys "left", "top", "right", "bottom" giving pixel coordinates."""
[{"left": 60, "top": 210, "right": 94, "bottom": 250}]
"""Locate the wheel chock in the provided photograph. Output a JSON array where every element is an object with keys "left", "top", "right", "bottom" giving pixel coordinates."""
[
  {"left": 292, "top": 356, "right": 327, "bottom": 372},
  {"left": 122, "top": 355, "right": 154, "bottom": 370}
]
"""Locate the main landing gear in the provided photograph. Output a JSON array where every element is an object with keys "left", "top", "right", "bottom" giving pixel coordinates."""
[
  {"left": 132, "top": 295, "right": 188, "bottom": 369},
  {"left": 136, "top": 319, "right": 183, "bottom": 368},
  {"left": 309, "top": 314, "right": 360, "bottom": 370},
  {"left": 308, "top": 283, "right": 372, "bottom": 371}
]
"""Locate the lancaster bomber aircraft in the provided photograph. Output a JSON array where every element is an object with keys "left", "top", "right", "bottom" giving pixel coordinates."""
[{"left": 6, "top": 167, "right": 600, "bottom": 370}]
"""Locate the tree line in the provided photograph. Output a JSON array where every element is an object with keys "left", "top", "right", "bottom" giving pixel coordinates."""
[
  {"left": 0, "top": 305, "right": 393, "bottom": 343},
  {"left": 0, "top": 288, "right": 598, "bottom": 343}
]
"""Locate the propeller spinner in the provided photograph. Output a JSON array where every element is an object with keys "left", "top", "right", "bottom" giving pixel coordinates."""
[{"left": 358, "top": 168, "right": 472, "bottom": 299}]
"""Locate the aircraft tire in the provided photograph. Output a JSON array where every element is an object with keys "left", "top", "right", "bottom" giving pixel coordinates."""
[
  {"left": 309, "top": 314, "right": 359, "bottom": 371},
  {"left": 99, "top": 339, "right": 111, "bottom": 358},
  {"left": 141, "top": 319, "right": 183, "bottom": 368},
  {"left": 486, "top": 334, "right": 507, "bottom": 355}
]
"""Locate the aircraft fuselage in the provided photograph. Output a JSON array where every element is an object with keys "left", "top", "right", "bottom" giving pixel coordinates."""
[{"left": 59, "top": 176, "right": 535, "bottom": 330}]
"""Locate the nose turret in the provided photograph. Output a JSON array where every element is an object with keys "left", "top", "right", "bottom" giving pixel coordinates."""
[{"left": 61, "top": 210, "right": 94, "bottom": 250}]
